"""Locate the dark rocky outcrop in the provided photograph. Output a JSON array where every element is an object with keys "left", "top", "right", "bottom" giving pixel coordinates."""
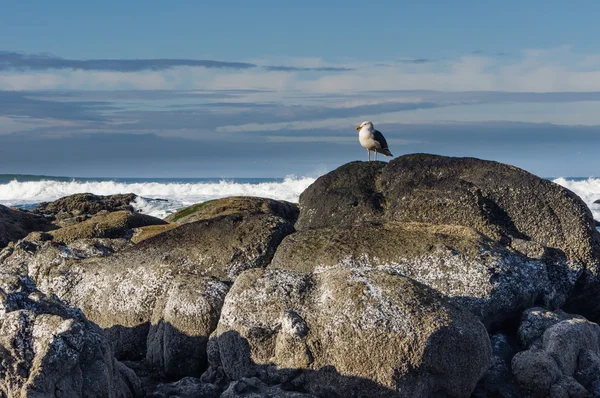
[
  {"left": 0, "top": 204, "right": 55, "bottom": 249},
  {"left": 35, "top": 193, "right": 138, "bottom": 226},
  {"left": 294, "top": 154, "right": 600, "bottom": 321},
  {"left": 512, "top": 309, "right": 600, "bottom": 397},
  {"left": 207, "top": 267, "right": 491, "bottom": 398},
  {"left": 0, "top": 269, "right": 139, "bottom": 397},
  {"left": 165, "top": 196, "right": 299, "bottom": 225}
]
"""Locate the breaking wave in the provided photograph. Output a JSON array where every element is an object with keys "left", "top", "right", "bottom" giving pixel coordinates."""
[
  {"left": 0, "top": 176, "right": 316, "bottom": 219},
  {"left": 553, "top": 177, "right": 600, "bottom": 221}
]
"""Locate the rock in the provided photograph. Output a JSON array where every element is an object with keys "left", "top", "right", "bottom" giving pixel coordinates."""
[
  {"left": 518, "top": 307, "right": 576, "bottom": 348},
  {"left": 295, "top": 154, "right": 600, "bottom": 320},
  {"left": 221, "top": 377, "right": 317, "bottom": 398},
  {"left": 295, "top": 161, "right": 386, "bottom": 230},
  {"left": 35, "top": 193, "right": 138, "bottom": 226},
  {"left": 148, "top": 377, "right": 221, "bottom": 398},
  {"left": 512, "top": 312, "right": 600, "bottom": 397},
  {"left": 271, "top": 222, "right": 565, "bottom": 329},
  {"left": 165, "top": 196, "right": 299, "bottom": 225},
  {"left": 25, "top": 214, "right": 293, "bottom": 378},
  {"left": 472, "top": 333, "right": 519, "bottom": 398},
  {"left": 0, "top": 270, "right": 138, "bottom": 397},
  {"left": 0, "top": 204, "right": 55, "bottom": 248},
  {"left": 130, "top": 224, "right": 179, "bottom": 243},
  {"left": 208, "top": 267, "right": 491, "bottom": 398},
  {"left": 49, "top": 210, "right": 166, "bottom": 244}
]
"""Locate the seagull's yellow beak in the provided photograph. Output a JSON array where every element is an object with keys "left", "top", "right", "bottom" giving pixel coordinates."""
[{"left": 355, "top": 125, "right": 361, "bottom": 130}]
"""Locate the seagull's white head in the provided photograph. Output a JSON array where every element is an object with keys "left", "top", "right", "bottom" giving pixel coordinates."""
[{"left": 356, "top": 121, "right": 374, "bottom": 131}]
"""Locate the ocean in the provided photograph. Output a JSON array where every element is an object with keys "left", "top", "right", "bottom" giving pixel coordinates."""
[
  {"left": 1, "top": 174, "right": 600, "bottom": 222},
  {"left": 0, "top": 174, "right": 316, "bottom": 219}
]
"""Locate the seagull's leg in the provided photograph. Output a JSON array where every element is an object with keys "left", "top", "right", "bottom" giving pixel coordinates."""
[
  {"left": 367, "top": 149, "right": 371, "bottom": 162},
  {"left": 375, "top": 150, "right": 378, "bottom": 161}
]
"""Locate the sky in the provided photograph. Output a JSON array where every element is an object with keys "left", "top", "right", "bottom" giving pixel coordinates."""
[{"left": 1, "top": 1, "right": 600, "bottom": 177}]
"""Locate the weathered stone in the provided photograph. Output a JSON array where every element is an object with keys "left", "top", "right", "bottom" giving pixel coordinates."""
[
  {"left": 0, "top": 204, "right": 55, "bottom": 249},
  {"left": 294, "top": 154, "right": 600, "bottom": 320},
  {"left": 208, "top": 267, "right": 491, "bottom": 398},
  {"left": 148, "top": 377, "right": 221, "bottom": 398},
  {"left": 35, "top": 193, "right": 137, "bottom": 223},
  {"left": 49, "top": 210, "right": 166, "bottom": 244},
  {"left": 512, "top": 313, "right": 600, "bottom": 397},
  {"left": 518, "top": 307, "right": 576, "bottom": 348},
  {"left": 0, "top": 270, "right": 138, "bottom": 397},
  {"left": 130, "top": 224, "right": 179, "bottom": 244},
  {"left": 220, "top": 377, "right": 317, "bottom": 398},
  {"left": 271, "top": 222, "right": 566, "bottom": 329},
  {"left": 472, "top": 333, "right": 519, "bottom": 398},
  {"left": 295, "top": 161, "right": 386, "bottom": 230},
  {"left": 165, "top": 196, "right": 299, "bottom": 225}
]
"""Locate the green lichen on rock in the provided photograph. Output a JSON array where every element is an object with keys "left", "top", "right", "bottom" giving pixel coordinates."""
[{"left": 165, "top": 196, "right": 299, "bottom": 225}]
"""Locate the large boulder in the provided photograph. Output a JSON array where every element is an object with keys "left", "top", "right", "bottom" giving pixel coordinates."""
[
  {"left": 207, "top": 267, "right": 491, "bottom": 398},
  {"left": 0, "top": 205, "right": 55, "bottom": 249},
  {"left": 0, "top": 270, "right": 139, "bottom": 397},
  {"left": 49, "top": 210, "right": 166, "bottom": 244},
  {"left": 271, "top": 222, "right": 563, "bottom": 329},
  {"left": 165, "top": 196, "right": 299, "bottom": 225},
  {"left": 512, "top": 309, "right": 600, "bottom": 397},
  {"left": 22, "top": 213, "right": 294, "bottom": 378},
  {"left": 295, "top": 154, "right": 600, "bottom": 320},
  {"left": 35, "top": 193, "right": 138, "bottom": 226}
]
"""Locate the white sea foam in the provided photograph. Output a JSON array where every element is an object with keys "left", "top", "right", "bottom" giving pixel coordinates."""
[
  {"left": 0, "top": 176, "right": 316, "bottom": 218},
  {"left": 553, "top": 177, "right": 600, "bottom": 221}
]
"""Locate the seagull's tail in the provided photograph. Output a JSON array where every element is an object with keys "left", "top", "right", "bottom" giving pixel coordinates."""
[{"left": 381, "top": 148, "right": 393, "bottom": 157}]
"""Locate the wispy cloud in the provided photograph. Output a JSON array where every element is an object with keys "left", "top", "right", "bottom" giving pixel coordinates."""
[{"left": 0, "top": 51, "right": 354, "bottom": 73}]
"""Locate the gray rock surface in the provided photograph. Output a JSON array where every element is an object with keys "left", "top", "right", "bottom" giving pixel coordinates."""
[
  {"left": 271, "top": 222, "right": 567, "bottom": 329},
  {"left": 512, "top": 311, "right": 600, "bottom": 397},
  {"left": 208, "top": 267, "right": 491, "bottom": 398},
  {"left": 148, "top": 377, "right": 220, "bottom": 398},
  {"left": 0, "top": 270, "right": 138, "bottom": 397},
  {"left": 221, "top": 377, "right": 317, "bottom": 398},
  {"left": 11, "top": 213, "right": 293, "bottom": 378}
]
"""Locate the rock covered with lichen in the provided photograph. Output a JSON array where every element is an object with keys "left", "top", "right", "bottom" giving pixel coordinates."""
[
  {"left": 271, "top": 222, "right": 569, "bottom": 329},
  {"left": 206, "top": 267, "right": 492, "bottom": 398},
  {"left": 0, "top": 269, "right": 139, "bottom": 397}
]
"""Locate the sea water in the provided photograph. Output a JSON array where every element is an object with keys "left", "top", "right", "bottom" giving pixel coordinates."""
[{"left": 0, "top": 174, "right": 316, "bottom": 219}]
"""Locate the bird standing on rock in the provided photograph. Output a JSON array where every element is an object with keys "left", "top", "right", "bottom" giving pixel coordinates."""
[{"left": 356, "top": 121, "right": 393, "bottom": 162}]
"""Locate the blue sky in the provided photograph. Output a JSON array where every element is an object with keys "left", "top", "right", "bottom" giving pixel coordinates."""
[{"left": 1, "top": 1, "right": 600, "bottom": 177}]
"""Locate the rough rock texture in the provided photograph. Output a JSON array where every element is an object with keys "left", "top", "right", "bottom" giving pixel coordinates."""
[
  {"left": 49, "top": 210, "right": 166, "bottom": 244},
  {"left": 295, "top": 154, "right": 600, "bottom": 320},
  {"left": 0, "top": 270, "right": 139, "bottom": 397},
  {"left": 207, "top": 267, "right": 491, "bottom": 398},
  {"left": 295, "top": 161, "right": 386, "bottom": 231},
  {"left": 148, "top": 377, "right": 220, "bottom": 398},
  {"left": 512, "top": 310, "right": 600, "bottom": 397},
  {"left": 221, "top": 377, "right": 317, "bottom": 398},
  {"left": 472, "top": 333, "right": 519, "bottom": 398},
  {"left": 0, "top": 204, "right": 55, "bottom": 249},
  {"left": 271, "top": 222, "right": 567, "bottom": 329},
  {"left": 35, "top": 193, "right": 138, "bottom": 226},
  {"left": 130, "top": 224, "right": 179, "bottom": 244},
  {"left": 165, "top": 196, "right": 299, "bottom": 225},
  {"left": 19, "top": 213, "right": 293, "bottom": 378}
]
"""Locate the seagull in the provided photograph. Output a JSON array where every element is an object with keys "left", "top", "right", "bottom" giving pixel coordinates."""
[{"left": 356, "top": 121, "right": 393, "bottom": 161}]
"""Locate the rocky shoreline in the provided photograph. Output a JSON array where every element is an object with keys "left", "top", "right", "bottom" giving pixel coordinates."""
[{"left": 1, "top": 153, "right": 600, "bottom": 397}]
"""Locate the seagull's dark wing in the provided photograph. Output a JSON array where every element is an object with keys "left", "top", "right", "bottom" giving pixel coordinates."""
[{"left": 373, "top": 130, "right": 389, "bottom": 150}]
